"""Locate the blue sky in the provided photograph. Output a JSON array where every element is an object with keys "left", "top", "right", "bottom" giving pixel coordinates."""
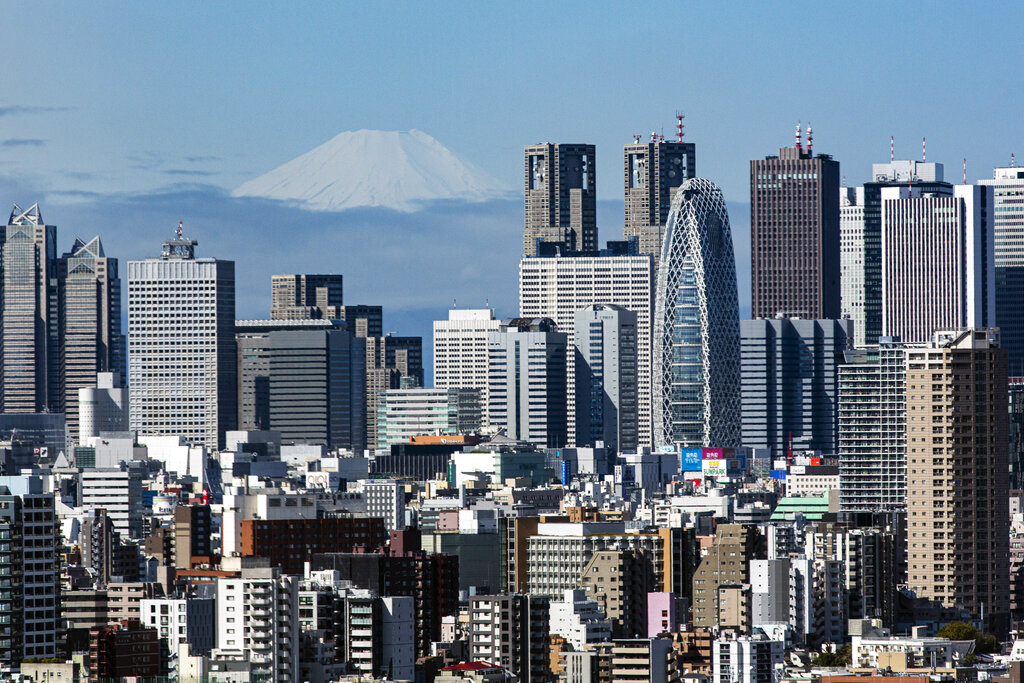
[
  {"left": 0, "top": 2, "right": 1022, "bottom": 380},
  {"left": 3, "top": 3, "right": 1022, "bottom": 201}
]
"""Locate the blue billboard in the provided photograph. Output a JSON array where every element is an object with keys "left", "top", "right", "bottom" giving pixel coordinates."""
[{"left": 681, "top": 448, "right": 702, "bottom": 470}]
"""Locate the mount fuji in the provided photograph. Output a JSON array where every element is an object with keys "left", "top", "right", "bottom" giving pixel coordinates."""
[{"left": 232, "top": 129, "right": 514, "bottom": 212}]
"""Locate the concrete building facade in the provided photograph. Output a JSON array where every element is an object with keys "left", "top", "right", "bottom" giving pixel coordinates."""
[
  {"left": 487, "top": 318, "right": 567, "bottom": 448},
  {"left": 127, "top": 232, "right": 236, "bottom": 449},
  {"left": 623, "top": 135, "right": 696, "bottom": 260},
  {"left": 524, "top": 143, "right": 597, "bottom": 256},
  {"left": 750, "top": 137, "right": 841, "bottom": 320},
  {"left": 905, "top": 328, "right": 1009, "bottom": 633},
  {"left": 881, "top": 184, "right": 994, "bottom": 343},
  {"left": 520, "top": 254, "right": 654, "bottom": 447},
  {"left": 574, "top": 304, "right": 639, "bottom": 452},
  {"left": 741, "top": 318, "right": 851, "bottom": 457}
]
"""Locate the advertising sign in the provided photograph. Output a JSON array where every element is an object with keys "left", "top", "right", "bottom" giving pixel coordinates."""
[
  {"left": 702, "top": 459, "right": 727, "bottom": 478},
  {"left": 681, "top": 448, "right": 702, "bottom": 469}
]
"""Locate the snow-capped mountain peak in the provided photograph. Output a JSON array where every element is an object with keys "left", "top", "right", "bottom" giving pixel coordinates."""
[{"left": 232, "top": 129, "right": 513, "bottom": 212}]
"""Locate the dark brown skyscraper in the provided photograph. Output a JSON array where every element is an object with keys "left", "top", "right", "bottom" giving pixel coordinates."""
[
  {"left": 750, "top": 125, "right": 840, "bottom": 319},
  {"left": 523, "top": 143, "right": 596, "bottom": 256},
  {"left": 623, "top": 134, "right": 695, "bottom": 260}
]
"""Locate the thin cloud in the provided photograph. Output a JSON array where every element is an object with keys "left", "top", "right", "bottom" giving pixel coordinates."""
[
  {"left": 0, "top": 105, "right": 73, "bottom": 117},
  {"left": 1, "top": 138, "right": 45, "bottom": 148},
  {"left": 162, "top": 169, "right": 219, "bottom": 177},
  {"left": 184, "top": 155, "right": 221, "bottom": 163}
]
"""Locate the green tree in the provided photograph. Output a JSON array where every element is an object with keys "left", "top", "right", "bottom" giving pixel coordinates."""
[
  {"left": 936, "top": 622, "right": 978, "bottom": 641},
  {"left": 936, "top": 621, "right": 1000, "bottom": 654},
  {"left": 811, "top": 643, "right": 852, "bottom": 667}
]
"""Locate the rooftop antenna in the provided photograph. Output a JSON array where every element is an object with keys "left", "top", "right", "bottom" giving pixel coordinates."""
[
  {"left": 890, "top": 135, "right": 894, "bottom": 163},
  {"left": 650, "top": 130, "right": 656, "bottom": 142},
  {"left": 842, "top": 175, "right": 847, "bottom": 188},
  {"left": 453, "top": 298, "right": 457, "bottom": 309},
  {"left": 633, "top": 134, "right": 641, "bottom": 144},
  {"left": 485, "top": 298, "right": 490, "bottom": 309},
  {"left": 177, "top": 220, "right": 183, "bottom": 240},
  {"left": 795, "top": 120, "right": 802, "bottom": 150},
  {"left": 806, "top": 122, "right": 813, "bottom": 155},
  {"left": 922, "top": 136, "right": 926, "bottom": 163},
  {"left": 676, "top": 112, "right": 685, "bottom": 142},
  {"left": 1013, "top": 152, "right": 1017, "bottom": 168},
  {"left": 963, "top": 158, "right": 967, "bottom": 184}
]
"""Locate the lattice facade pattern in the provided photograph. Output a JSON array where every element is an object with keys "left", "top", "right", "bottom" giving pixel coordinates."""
[{"left": 653, "top": 178, "right": 741, "bottom": 447}]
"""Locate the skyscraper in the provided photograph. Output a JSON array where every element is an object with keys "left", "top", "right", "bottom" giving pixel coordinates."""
[
  {"left": 905, "top": 328, "right": 1009, "bottom": 633},
  {"left": 235, "top": 318, "right": 346, "bottom": 431},
  {"left": 881, "top": 184, "right": 994, "bottom": 343},
  {"left": 268, "top": 328, "right": 366, "bottom": 451},
  {"left": 2, "top": 203, "right": 59, "bottom": 413},
  {"left": 841, "top": 161, "right": 950, "bottom": 347},
  {"left": 365, "top": 334, "right": 423, "bottom": 447},
  {"left": 487, "top": 318, "right": 567, "bottom": 447},
  {"left": 523, "top": 144, "right": 596, "bottom": 256},
  {"left": 740, "top": 318, "right": 851, "bottom": 457},
  {"left": 837, "top": 339, "right": 907, "bottom": 512},
  {"left": 750, "top": 128, "right": 840, "bottom": 320},
  {"left": 573, "top": 304, "right": 639, "bottom": 452},
  {"left": 623, "top": 133, "right": 696, "bottom": 260},
  {"left": 653, "top": 178, "right": 741, "bottom": 447},
  {"left": 128, "top": 228, "right": 237, "bottom": 449},
  {"left": 520, "top": 252, "right": 654, "bottom": 447},
  {"left": 60, "top": 236, "right": 124, "bottom": 441},
  {"left": 433, "top": 309, "right": 501, "bottom": 424},
  {"left": 978, "top": 166, "right": 1024, "bottom": 375},
  {"left": 270, "top": 273, "right": 343, "bottom": 320}
]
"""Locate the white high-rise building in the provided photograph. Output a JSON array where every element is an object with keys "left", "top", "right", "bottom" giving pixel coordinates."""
[
  {"left": 362, "top": 479, "right": 405, "bottom": 531},
  {"left": 881, "top": 184, "right": 994, "bottom": 343},
  {"left": 214, "top": 564, "right": 300, "bottom": 683},
  {"left": 127, "top": 231, "right": 236, "bottom": 450},
  {"left": 840, "top": 187, "right": 867, "bottom": 347},
  {"left": 979, "top": 166, "right": 1024, "bottom": 374},
  {"left": 549, "top": 588, "right": 612, "bottom": 651},
  {"left": 80, "top": 466, "right": 144, "bottom": 540},
  {"left": 78, "top": 372, "right": 129, "bottom": 444},
  {"left": 519, "top": 254, "right": 654, "bottom": 447},
  {"left": 712, "top": 632, "right": 784, "bottom": 683},
  {"left": 141, "top": 594, "right": 216, "bottom": 670},
  {"left": 837, "top": 340, "right": 908, "bottom": 512},
  {"left": 487, "top": 318, "right": 567, "bottom": 448},
  {"left": 573, "top": 305, "right": 639, "bottom": 452},
  {"left": 433, "top": 309, "right": 500, "bottom": 423}
]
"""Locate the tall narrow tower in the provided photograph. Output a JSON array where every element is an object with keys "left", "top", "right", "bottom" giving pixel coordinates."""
[
  {"left": 653, "top": 178, "right": 741, "bottom": 447},
  {"left": 623, "top": 130, "right": 696, "bottom": 261},
  {"left": 750, "top": 128, "right": 841, "bottom": 319},
  {"left": 905, "top": 328, "right": 1009, "bottom": 634},
  {"left": 2, "top": 203, "right": 59, "bottom": 413},
  {"left": 60, "top": 236, "right": 125, "bottom": 442},
  {"left": 523, "top": 144, "right": 597, "bottom": 256}
]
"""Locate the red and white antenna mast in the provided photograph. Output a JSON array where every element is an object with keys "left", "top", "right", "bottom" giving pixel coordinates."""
[
  {"left": 676, "top": 112, "right": 685, "bottom": 142},
  {"left": 795, "top": 121, "right": 802, "bottom": 150},
  {"left": 922, "top": 137, "right": 926, "bottom": 163},
  {"left": 963, "top": 158, "right": 967, "bottom": 184},
  {"left": 890, "top": 136, "right": 894, "bottom": 163},
  {"left": 177, "top": 220, "right": 183, "bottom": 240},
  {"left": 806, "top": 122, "right": 813, "bottom": 155},
  {"left": 1013, "top": 153, "right": 1016, "bottom": 168}
]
